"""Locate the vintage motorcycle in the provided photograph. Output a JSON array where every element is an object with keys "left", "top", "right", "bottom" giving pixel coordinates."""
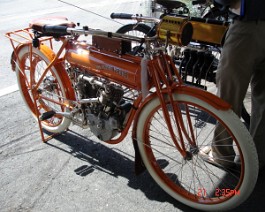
[{"left": 6, "top": 15, "right": 258, "bottom": 211}]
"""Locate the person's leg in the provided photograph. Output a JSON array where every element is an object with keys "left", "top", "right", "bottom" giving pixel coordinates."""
[
  {"left": 250, "top": 21, "right": 265, "bottom": 169},
  {"left": 250, "top": 69, "right": 265, "bottom": 169},
  {"left": 213, "top": 20, "right": 256, "bottom": 160}
]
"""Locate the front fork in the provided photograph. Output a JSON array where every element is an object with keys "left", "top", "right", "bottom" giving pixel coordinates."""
[{"left": 150, "top": 54, "right": 197, "bottom": 160}]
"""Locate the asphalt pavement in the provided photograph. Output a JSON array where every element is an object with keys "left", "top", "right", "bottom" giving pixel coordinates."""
[{"left": 0, "top": 91, "right": 193, "bottom": 212}]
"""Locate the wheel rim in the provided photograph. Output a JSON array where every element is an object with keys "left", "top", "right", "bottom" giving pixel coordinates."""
[
  {"left": 124, "top": 29, "right": 147, "bottom": 37},
  {"left": 117, "top": 24, "right": 151, "bottom": 55},
  {"left": 18, "top": 52, "right": 66, "bottom": 128},
  {"left": 142, "top": 100, "right": 244, "bottom": 204},
  {"left": 125, "top": 29, "right": 147, "bottom": 53}
]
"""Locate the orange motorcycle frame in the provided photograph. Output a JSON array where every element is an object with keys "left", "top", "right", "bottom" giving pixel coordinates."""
[{"left": 6, "top": 27, "right": 230, "bottom": 158}]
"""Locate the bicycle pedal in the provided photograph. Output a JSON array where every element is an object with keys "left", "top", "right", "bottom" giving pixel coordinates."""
[{"left": 40, "top": 111, "right": 56, "bottom": 121}]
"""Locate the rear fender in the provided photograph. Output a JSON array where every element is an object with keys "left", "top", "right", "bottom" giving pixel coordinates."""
[
  {"left": 12, "top": 43, "right": 76, "bottom": 102},
  {"left": 39, "top": 44, "right": 76, "bottom": 102},
  {"left": 10, "top": 43, "right": 56, "bottom": 71}
]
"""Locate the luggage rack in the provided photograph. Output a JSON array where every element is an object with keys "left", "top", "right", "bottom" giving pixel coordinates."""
[
  {"left": 5, "top": 27, "right": 54, "bottom": 50},
  {"left": 6, "top": 28, "right": 56, "bottom": 73}
]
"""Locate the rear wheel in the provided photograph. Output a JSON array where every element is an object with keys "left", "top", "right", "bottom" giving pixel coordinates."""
[
  {"left": 203, "top": 6, "right": 229, "bottom": 21},
  {"left": 116, "top": 23, "right": 153, "bottom": 36},
  {"left": 136, "top": 93, "right": 258, "bottom": 211},
  {"left": 15, "top": 45, "right": 71, "bottom": 133},
  {"left": 116, "top": 23, "right": 154, "bottom": 55}
]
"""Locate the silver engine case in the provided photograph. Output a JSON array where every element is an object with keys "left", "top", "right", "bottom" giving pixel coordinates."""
[{"left": 87, "top": 114, "right": 120, "bottom": 141}]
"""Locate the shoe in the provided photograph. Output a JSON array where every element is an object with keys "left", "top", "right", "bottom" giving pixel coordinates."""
[{"left": 199, "top": 146, "right": 240, "bottom": 170}]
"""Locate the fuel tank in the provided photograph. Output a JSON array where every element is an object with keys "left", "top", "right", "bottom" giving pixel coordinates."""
[{"left": 65, "top": 39, "right": 142, "bottom": 90}]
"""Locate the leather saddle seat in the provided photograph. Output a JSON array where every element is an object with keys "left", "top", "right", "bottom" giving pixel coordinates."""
[{"left": 29, "top": 16, "right": 76, "bottom": 32}]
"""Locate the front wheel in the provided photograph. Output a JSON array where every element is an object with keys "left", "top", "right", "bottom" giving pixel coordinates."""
[
  {"left": 15, "top": 45, "right": 72, "bottom": 133},
  {"left": 136, "top": 93, "right": 258, "bottom": 211}
]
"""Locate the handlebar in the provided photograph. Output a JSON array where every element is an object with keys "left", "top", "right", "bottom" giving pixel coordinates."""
[
  {"left": 110, "top": 13, "right": 133, "bottom": 20},
  {"left": 32, "top": 25, "right": 70, "bottom": 36},
  {"left": 42, "top": 25, "right": 69, "bottom": 35},
  {"left": 32, "top": 23, "right": 153, "bottom": 44},
  {"left": 110, "top": 12, "right": 160, "bottom": 23}
]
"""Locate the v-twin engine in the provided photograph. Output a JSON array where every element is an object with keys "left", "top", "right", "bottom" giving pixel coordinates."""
[{"left": 71, "top": 71, "right": 132, "bottom": 141}]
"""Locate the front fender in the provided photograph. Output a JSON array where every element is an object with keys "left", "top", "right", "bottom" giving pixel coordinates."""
[
  {"left": 174, "top": 85, "right": 231, "bottom": 110},
  {"left": 131, "top": 85, "right": 231, "bottom": 175}
]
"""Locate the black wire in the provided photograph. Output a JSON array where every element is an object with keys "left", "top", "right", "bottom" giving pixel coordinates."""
[{"left": 58, "top": 0, "right": 124, "bottom": 25}]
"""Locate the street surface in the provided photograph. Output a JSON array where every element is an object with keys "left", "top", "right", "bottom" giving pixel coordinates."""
[{"left": 0, "top": 0, "right": 265, "bottom": 211}]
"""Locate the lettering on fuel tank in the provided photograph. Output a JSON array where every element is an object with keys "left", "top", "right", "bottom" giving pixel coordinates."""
[{"left": 96, "top": 64, "right": 129, "bottom": 79}]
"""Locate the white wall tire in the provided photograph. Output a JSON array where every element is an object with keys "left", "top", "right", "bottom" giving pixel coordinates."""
[
  {"left": 136, "top": 93, "right": 258, "bottom": 211},
  {"left": 15, "top": 45, "right": 71, "bottom": 133}
]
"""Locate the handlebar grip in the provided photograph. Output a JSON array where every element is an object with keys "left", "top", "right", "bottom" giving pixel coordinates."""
[
  {"left": 42, "top": 25, "right": 69, "bottom": 34},
  {"left": 192, "top": 0, "right": 206, "bottom": 5},
  {"left": 110, "top": 13, "right": 133, "bottom": 19}
]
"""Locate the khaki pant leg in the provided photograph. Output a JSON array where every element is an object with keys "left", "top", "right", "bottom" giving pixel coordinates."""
[
  {"left": 249, "top": 21, "right": 265, "bottom": 168},
  {"left": 213, "top": 20, "right": 256, "bottom": 159}
]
